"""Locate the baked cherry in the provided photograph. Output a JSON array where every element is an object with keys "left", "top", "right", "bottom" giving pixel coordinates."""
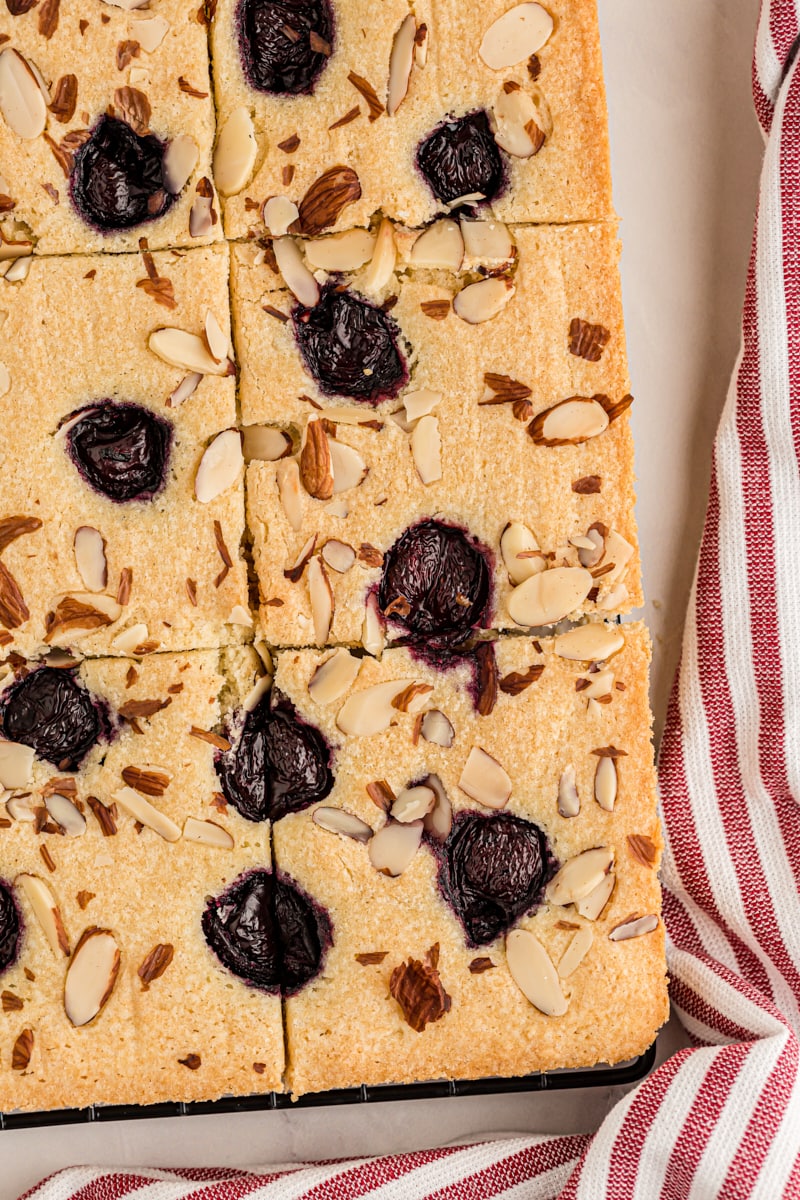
[
  {"left": 0, "top": 880, "right": 21, "bottom": 976},
  {"left": 292, "top": 286, "right": 408, "bottom": 405},
  {"left": 237, "top": 0, "right": 334, "bottom": 95},
  {"left": 416, "top": 111, "right": 505, "bottom": 206},
  {"left": 202, "top": 869, "right": 332, "bottom": 995},
  {"left": 433, "top": 811, "right": 549, "bottom": 946},
  {"left": 378, "top": 520, "right": 491, "bottom": 647},
  {"left": 218, "top": 693, "right": 333, "bottom": 822},
  {"left": 70, "top": 115, "right": 175, "bottom": 233},
  {"left": 65, "top": 401, "right": 172, "bottom": 504},
  {"left": 0, "top": 668, "right": 104, "bottom": 771}
]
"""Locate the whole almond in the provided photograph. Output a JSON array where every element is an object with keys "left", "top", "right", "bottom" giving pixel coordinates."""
[{"left": 299, "top": 165, "right": 362, "bottom": 236}]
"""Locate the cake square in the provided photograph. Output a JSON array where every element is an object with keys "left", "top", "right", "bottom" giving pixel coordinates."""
[
  {"left": 0, "top": 648, "right": 283, "bottom": 1112},
  {"left": 210, "top": 0, "right": 613, "bottom": 239},
  {"left": 0, "top": 0, "right": 221, "bottom": 255},
  {"left": 0, "top": 245, "right": 249, "bottom": 658},
  {"left": 267, "top": 623, "right": 667, "bottom": 1096}
]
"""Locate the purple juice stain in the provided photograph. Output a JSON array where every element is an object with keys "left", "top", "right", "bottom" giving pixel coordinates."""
[
  {"left": 292, "top": 285, "right": 408, "bottom": 405},
  {"left": 0, "top": 667, "right": 106, "bottom": 771},
  {"left": 217, "top": 693, "right": 334, "bottom": 823},
  {"left": 65, "top": 400, "right": 173, "bottom": 504},
  {"left": 0, "top": 880, "right": 22, "bottom": 976},
  {"left": 430, "top": 810, "right": 552, "bottom": 947},
  {"left": 378, "top": 519, "right": 491, "bottom": 649},
  {"left": 202, "top": 868, "right": 332, "bottom": 995},
  {"left": 237, "top": 0, "right": 334, "bottom": 95},
  {"left": 70, "top": 115, "right": 175, "bottom": 233},
  {"left": 416, "top": 110, "right": 506, "bottom": 207}
]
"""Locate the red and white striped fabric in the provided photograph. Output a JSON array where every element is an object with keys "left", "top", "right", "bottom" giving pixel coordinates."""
[{"left": 18, "top": 3, "right": 800, "bottom": 1196}]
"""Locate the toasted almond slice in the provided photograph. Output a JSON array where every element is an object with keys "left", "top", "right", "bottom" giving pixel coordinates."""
[
  {"left": 557, "top": 765, "right": 580, "bottom": 818},
  {"left": 276, "top": 458, "right": 303, "bottom": 530},
  {"left": 609, "top": 913, "right": 659, "bottom": 941},
  {"left": 583, "top": 669, "right": 614, "bottom": 700},
  {"left": 229, "top": 604, "right": 253, "bottom": 627},
  {"left": 577, "top": 526, "right": 605, "bottom": 568},
  {"left": 74, "top": 527, "right": 107, "bottom": 593},
  {"left": 460, "top": 217, "right": 514, "bottom": 262},
  {"left": 599, "top": 582, "right": 629, "bottom": 612},
  {"left": 263, "top": 195, "right": 300, "bottom": 237},
  {"left": 190, "top": 190, "right": 215, "bottom": 238},
  {"left": 111, "top": 623, "right": 149, "bottom": 654},
  {"left": 361, "top": 217, "right": 396, "bottom": 294},
  {"left": 0, "top": 234, "right": 31, "bottom": 263},
  {"left": 545, "top": 846, "right": 614, "bottom": 906},
  {"left": 308, "top": 556, "right": 333, "bottom": 644},
  {"left": 421, "top": 773, "right": 452, "bottom": 840},
  {"left": 453, "top": 277, "right": 514, "bottom": 324},
  {"left": 204, "top": 310, "right": 228, "bottom": 363},
  {"left": 242, "top": 673, "right": 270, "bottom": 713},
  {"left": 600, "top": 529, "right": 635, "bottom": 585},
  {"left": 308, "top": 648, "right": 361, "bottom": 705},
  {"left": 195, "top": 430, "right": 243, "bottom": 503},
  {"left": 183, "top": 816, "right": 234, "bottom": 849},
  {"left": 458, "top": 746, "right": 512, "bottom": 809},
  {"left": 506, "top": 928, "right": 567, "bottom": 1017},
  {"left": 337, "top": 678, "right": 419, "bottom": 736},
  {"left": 576, "top": 871, "right": 616, "bottom": 921},
  {"left": 274, "top": 236, "right": 320, "bottom": 307},
  {"left": 213, "top": 106, "right": 257, "bottom": 196},
  {"left": 404, "top": 388, "right": 442, "bottom": 423},
  {"left": 0, "top": 362, "right": 10, "bottom": 399},
  {"left": 555, "top": 624, "right": 625, "bottom": 662},
  {"left": 313, "top": 806, "right": 373, "bottom": 843},
  {"left": 0, "top": 740, "right": 34, "bottom": 789},
  {"left": 493, "top": 86, "right": 547, "bottom": 158},
  {"left": 391, "top": 682, "right": 433, "bottom": 714},
  {"left": 414, "top": 22, "right": 428, "bottom": 66},
  {"left": 410, "top": 414, "right": 441, "bottom": 485},
  {"left": 391, "top": 785, "right": 435, "bottom": 823},
  {"left": 0, "top": 50, "right": 47, "bottom": 140},
  {"left": 45, "top": 592, "right": 122, "bottom": 646},
  {"left": 305, "top": 228, "right": 375, "bottom": 272},
  {"left": 500, "top": 521, "right": 544, "bottom": 584},
  {"left": 113, "top": 786, "right": 181, "bottom": 842},
  {"left": 557, "top": 925, "right": 593, "bottom": 979},
  {"left": 149, "top": 328, "right": 231, "bottom": 376},
  {"left": 363, "top": 592, "right": 385, "bottom": 657},
  {"left": 45, "top": 792, "right": 86, "bottom": 837},
  {"left": 421, "top": 709, "right": 454, "bottom": 748},
  {"left": 284, "top": 534, "right": 316, "bottom": 582},
  {"left": 594, "top": 755, "right": 617, "bottom": 811},
  {"left": 529, "top": 397, "right": 609, "bottom": 446},
  {"left": 330, "top": 440, "right": 367, "bottom": 493},
  {"left": 243, "top": 425, "right": 292, "bottom": 462},
  {"left": 508, "top": 566, "right": 592, "bottom": 627},
  {"left": 6, "top": 794, "right": 36, "bottom": 822},
  {"left": 133, "top": 14, "right": 169, "bottom": 52},
  {"left": 321, "top": 539, "right": 356, "bottom": 573},
  {"left": 409, "top": 219, "right": 464, "bottom": 271},
  {"left": 64, "top": 928, "right": 120, "bottom": 1027},
  {"left": 387, "top": 13, "right": 416, "bottom": 115},
  {"left": 162, "top": 134, "right": 198, "bottom": 195},
  {"left": 327, "top": 495, "right": 349, "bottom": 515},
  {"left": 16, "top": 874, "right": 69, "bottom": 957},
  {"left": 480, "top": 3, "right": 553, "bottom": 68},
  {"left": 168, "top": 372, "right": 202, "bottom": 408},
  {"left": 368, "top": 819, "right": 422, "bottom": 875}
]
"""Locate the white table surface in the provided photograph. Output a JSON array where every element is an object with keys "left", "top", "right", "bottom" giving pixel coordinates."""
[{"left": 0, "top": 1, "right": 765, "bottom": 1189}]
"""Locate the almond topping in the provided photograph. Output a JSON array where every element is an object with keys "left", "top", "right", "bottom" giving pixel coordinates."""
[
  {"left": 138, "top": 942, "right": 173, "bottom": 988},
  {"left": 361, "top": 217, "right": 396, "bottom": 294},
  {"left": 162, "top": 133, "right": 198, "bottom": 195},
  {"left": 609, "top": 913, "right": 659, "bottom": 941},
  {"left": 213, "top": 106, "right": 256, "bottom": 195},
  {"left": 554, "top": 624, "right": 625, "bottom": 663},
  {"left": 0, "top": 49, "right": 47, "bottom": 139},
  {"left": 355, "top": 951, "right": 388, "bottom": 966},
  {"left": 113, "top": 786, "right": 181, "bottom": 842},
  {"left": 43, "top": 593, "right": 121, "bottom": 645},
  {"left": 391, "top": 681, "right": 433, "bottom": 713},
  {"left": 45, "top": 792, "right": 86, "bottom": 837},
  {"left": 557, "top": 925, "right": 593, "bottom": 979},
  {"left": 500, "top": 521, "right": 544, "bottom": 584},
  {"left": 460, "top": 218, "right": 514, "bottom": 262},
  {"left": 594, "top": 755, "right": 617, "bottom": 811},
  {"left": 557, "top": 766, "right": 580, "bottom": 818},
  {"left": 189, "top": 179, "right": 216, "bottom": 237},
  {"left": 73, "top": 526, "right": 107, "bottom": 593},
  {"left": 458, "top": 746, "right": 511, "bottom": 809},
  {"left": 506, "top": 928, "right": 567, "bottom": 1016},
  {"left": 64, "top": 928, "right": 120, "bottom": 1027},
  {"left": 390, "top": 943, "right": 451, "bottom": 1030},
  {"left": 420, "top": 709, "right": 454, "bottom": 748},
  {"left": 479, "top": 3, "right": 554, "bottom": 69},
  {"left": 627, "top": 833, "right": 658, "bottom": 868},
  {"left": 363, "top": 591, "right": 385, "bottom": 657},
  {"left": 409, "top": 219, "right": 464, "bottom": 271},
  {"left": 243, "top": 425, "right": 292, "bottom": 462},
  {"left": 403, "top": 388, "right": 442, "bottom": 423},
  {"left": 149, "top": 327, "right": 232, "bottom": 376},
  {"left": 133, "top": 14, "right": 169, "bottom": 51},
  {"left": 347, "top": 70, "right": 383, "bottom": 121},
  {"left": 274, "top": 236, "right": 320, "bottom": 307},
  {"left": 308, "top": 648, "right": 360, "bottom": 705},
  {"left": 410, "top": 414, "right": 441, "bottom": 485},
  {"left": 366, "top": 779, "right": 395, "bottom": 812},
  {"left": 121, "top": 766, "right": 170, "bottom": 797},
  {"left": 86, "top": 795, "right": 117, "bottom": 837},
  {"left": 569, "top": 317, "right": 610, "bottom": 362},
  {"left": 263, "top": 194, "right": 300, "bottom": 236},
  {"left": 453, "top": 277, "right": 514, "bottom": 324},
  {"left": 321, "top": 539, "right": 355, "bottom": 573},
  {"left": 576, "top": 872, "right": 616, "bottom": 921},
  {"left": 299, "top": 165, "right": 362, "bottom": 236},
  {"left": 195, "top": 430, "right": 243, "bottom": 503},
  {"left": 528, "top": 397, "right": 610, "bottom": 446},
  {"left": 493, "top": 85, "right": 548, "bottom": 157},
  {"left": 420, "top": 298, "right": 450, "bottom": 321},
  {"left": 508, "top": 566, "right": 593, "bottom": 628},
  {"left": 545, "top": 847, "right": 614, "bottom": 906},
  {"left": 312, "top": 806, "right": 373, "bottom": 843},
  {"left": 276, "top": 458, "right": 304, "bottom": 531},
  {"left": 300, "top": 419, "right": 334, "bottom": 500},
  {"left": 330, "top": 440, "right": 368, "bottom": 493},
  {"left": 304, "top": 228, "right": 375, "bottom": 272},
  {"left": 11, "top": 1028, "right": 33, "bottom": 1070},
  {"left": 114, "top": 85, "right": 150, "bottom": 135},
  {"left": 421, "top": 773, "right": 452, "bottom": 840},
  {"left": 391, "top": 785, "right": 435, "bottom": 823},
  {"left": 0, "top": 740, "right": 34, "bottom": 789},
  {"left": 337, "top": 679, "right": 420, "bottom": 736},
  {"left": 387, "top": 13, "right": 416, "bottom": 115},
  {"left": 284, "top": 533, "right": 316, "bottom": 583},
  {"left": 2, "top": 991, "right": 23, "bottom": 1012},
  {"left": 308, "top": 555, "right": 334, "bottom": 645},
  {"left": 16, "top": 873, "right": 70, "bottom": 956},
  {"left": 183, "top": 816, "right": 234, "bottom": 848},
  {"left": 368, "top": 819, "right": 423, "bottom": 876}
]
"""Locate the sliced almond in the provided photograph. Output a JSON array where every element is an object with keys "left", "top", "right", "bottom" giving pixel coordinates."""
[
  {"left": 409, "top": 414, "right": 442, "bottom": 485},
  {"left": 183, "top": 816, "right": 234, "bottom": 849},
  {"left": 609, "top": 913, "right": 659, "bottom": 941},
  {"left": 557, "top": 765, "right": 580, "bottom": 818},
  {"left": 409, "top": 219, "right": 464, "bottom": 271},
  {"left": 576, "top": 871, "right": 616, "bottom": 921},
  {"left": 387, "top": 13, "right": 416, "bottom": 115},
  {"left": 276, "top": 458, "right": 304, "bottom": 531},
  {"left": 313, "top": 806, "right": 373, "bottom": 843},
  {"left": 460, "top": 217, "right": 514, "bottom": 262},
  {"left": 0, "top": 740, "right": 34, "bottom": 789},
  {"left": 73, "top": 527, "right": 107, "bottom": 593},
  {"left": 368, "top": 819, "right": 422, "bottom": 876},
  {"left": 493, "top": 86, "right": 546, "bottom": 158},
  {"left": 113, "top": 786, "right": 181, "bottom": 842},
  {"left": 16, "top": 874, "right": 69, "bottom": 957},
  {"left": 162, "top": 134, "right": 198, "bottom": 195},
  {"left": 243, "top": 425, "right": 292, "bottom": 462},
  {"left": 545, "top": 847, "right": 614, "bottom": 906},
  {"left": 599, "top": 582, "right": 628, "bottom": 613},
  {"left": 300, "top": 419, "right": 334, "bottom": 499},
  {"left": 391, "top": 785, "right": 435, "bottom": 823},
  {"left": 6, "top": 794, "right": 36, "bottom": 822},
  {"left": 321, "top": 539, "right": 356, "bottom": 573},
  {"left": 45, "top": 792, "right": 86, "bottom": 837},
  {"left": 576, "top": 526, "right": 605, "bottom": 568},
  {"left": 204, "top": 310, "right": 228, "bottom": 363},
  {"left": 133, "top": 15, "right": 169, "bottom": 52},
  {"left": 308, "top": 648, "right": 361, "bottom": 705},
  {"left": 0, "top": 50, "right": 47, "bottom": 140},
  {"left": 557, "top": 926, "right": 593, "bottom": 979},
  {"left": 363, "top": 592, "right": 385, "bottom": 657},
  {"left": 480, "top": 3, "right": 554, "bottom": 68},
  {"left": 189, "top": 189, "right": 214, "bottom": 238},
  {"left": 500, "top": 521, "right": 544, "bottom": 584},
  {"left": 111, "top": 623, "right": 150, "bottom": 654},
  {"left": 284, "top": 534, "right": 316, "bottom": 584},
  {"left": 529, "top": 397, "right": 610, "bottom": 446},
  {"left": 337, "top": 678, "right": 419, "bottom": 736},
  {"left": 506, "top": 928, "right": 567, "bottom": 1017},
  {"left": 453, "top": 277, "right": 514, "bottom": 324},
  {"left": 330, "top": 439, "right": 368, "bottom": 493},
  {"left": 554, "top": 624, "right": 625, "bottom": 663},
  {"left": 414, "top": 22, "right": 428, "bottom": 67},
  {"left": 213, "top": 106, "right": 256, "bottom": 196},
  {"left": 274, "top": 236, "right": 320, "bottom": 307},
  {"left": 421, "top": 773, "right": 452, "bottom": 840},
  {"left": 263, "top": 195, "right": 300, "bottom": 237},
  {"left": 305, "top": 228, "right": 375, "bottom": 272},
  {"left": 168, "top": 372, "right": 202, "bottom": 408},
  {"left": 149, "top": 328, "right": 231, "bottom": 376},
  {"left": 594, "top": 755, "right": 617, "bottom": 812},
  {"left": 421, "top": 709, "right": 454, "bottom": 748},
  {"left": 391, "top": 682, "right": 433, "bottom": 713},
  {"left": 600, "top": 529, "right": 635, "bottom": 586},
  {"left": 404, "top": 388, "right": 442, "bottom": 423},
  {"left": 308, "top": 555, "right": 333, "bottom": 644},
  {"left": 508, "top": 566, "right": 592, "bottom": 627},
  {"left": 361, "top": 217, "right": 396, "bottom": 294},
  {"left": 458, "top": 746, "right": 512, "bottom": 809},
  {"left": 64, "top": 928, "right": 120, "bottom": 1027},
  {"left": 583, "top": 669, "right": 614, "bottom": 700},
  {"left": 45, "top": 592, "right": 122, "bottom": 646},
  {"left": 195, "top": 430, "right": 243, "bottom": 503}
]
